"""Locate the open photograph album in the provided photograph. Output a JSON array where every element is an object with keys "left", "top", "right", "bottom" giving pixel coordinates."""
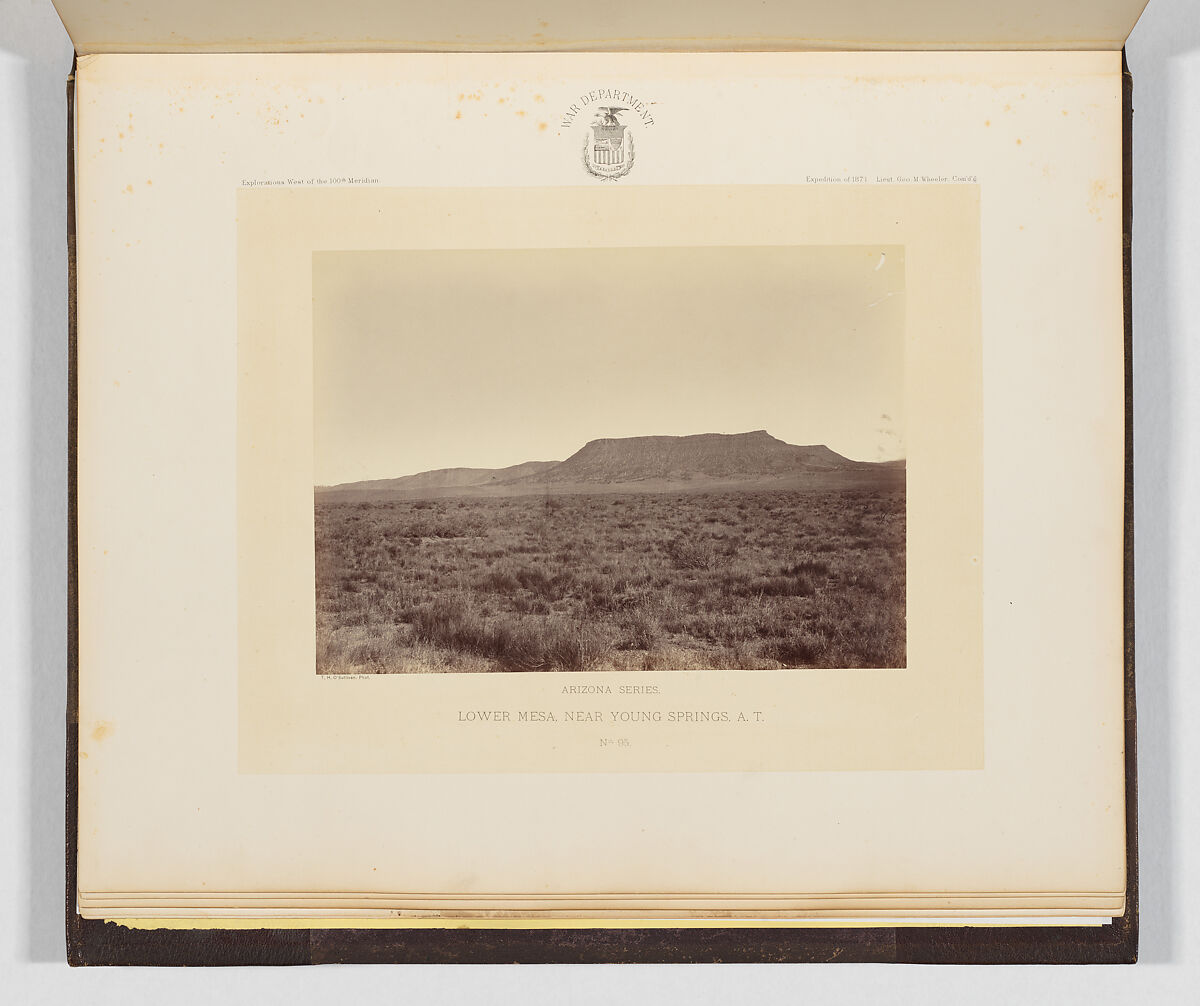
[{"left": 61, "top": 0, "right": 1145, "bottom": 965}]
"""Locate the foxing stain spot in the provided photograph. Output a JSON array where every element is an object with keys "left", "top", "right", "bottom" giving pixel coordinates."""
[{"left": 92, "top": 721, "right": 114, "bottom": 742}]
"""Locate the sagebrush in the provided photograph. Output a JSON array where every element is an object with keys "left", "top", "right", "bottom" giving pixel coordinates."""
[{"left": 314, "top": 489, "right": 906, "bottom": 673}]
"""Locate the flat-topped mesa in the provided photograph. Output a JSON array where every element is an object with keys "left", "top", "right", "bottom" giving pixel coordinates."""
[
  {"left": 544, "top": 430, "right": 854, "bottom": 484},
  {"left": 316, "top": 431, "right": 902, "bottom": 500}
]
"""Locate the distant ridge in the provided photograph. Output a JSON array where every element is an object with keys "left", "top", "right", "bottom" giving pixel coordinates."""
[
  {"left": 316, "top": 460, "right": 559, "bottom": 495},
  {"left": 316, "top": 431, "right": 904, "bottom": 501}
]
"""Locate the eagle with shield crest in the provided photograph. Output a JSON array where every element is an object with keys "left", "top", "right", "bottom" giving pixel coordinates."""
[{"left": 583, "top": 106, "right": 635, "bottom": 179}]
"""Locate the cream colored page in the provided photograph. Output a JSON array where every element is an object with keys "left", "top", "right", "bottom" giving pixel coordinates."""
[
  {"left": 52, "top": 0, "right": 1149, "bottom": 53},
  {"left": 76, "top": 52, "right": 1125, "bottom": 907},
  {"left": 236, "top": 185, "right": 981, "bottom": 777}
]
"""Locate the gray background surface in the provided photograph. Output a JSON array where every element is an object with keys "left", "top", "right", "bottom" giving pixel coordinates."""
[{"left": 3, "top": 0, "right": 1196, "bottom": 997}]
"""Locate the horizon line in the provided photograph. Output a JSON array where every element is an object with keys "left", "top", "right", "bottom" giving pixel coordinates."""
[{"left": 316, "top": 429, "right": 907, "bottom": 489}]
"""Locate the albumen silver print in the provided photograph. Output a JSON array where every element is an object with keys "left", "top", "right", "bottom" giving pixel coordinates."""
[{"left": 313, "top": 245, "right": 906, "bottom": 673}]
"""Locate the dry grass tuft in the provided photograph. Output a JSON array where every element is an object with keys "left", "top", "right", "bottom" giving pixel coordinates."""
[{"left": 315, "top": 488, "right": 906, "bottom": 673}]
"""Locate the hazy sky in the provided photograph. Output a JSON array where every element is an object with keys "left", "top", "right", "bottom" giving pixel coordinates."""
[{"left": 313, "top": 245, "right": 904, "bottom": 485}]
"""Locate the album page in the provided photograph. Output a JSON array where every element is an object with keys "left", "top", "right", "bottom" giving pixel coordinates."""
[
  {"left": 74, "top": 50, "right": 1126, "bottom": 917},
  {"left": 50, "top": 0, "right": 1150, "bottom": 53}
]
